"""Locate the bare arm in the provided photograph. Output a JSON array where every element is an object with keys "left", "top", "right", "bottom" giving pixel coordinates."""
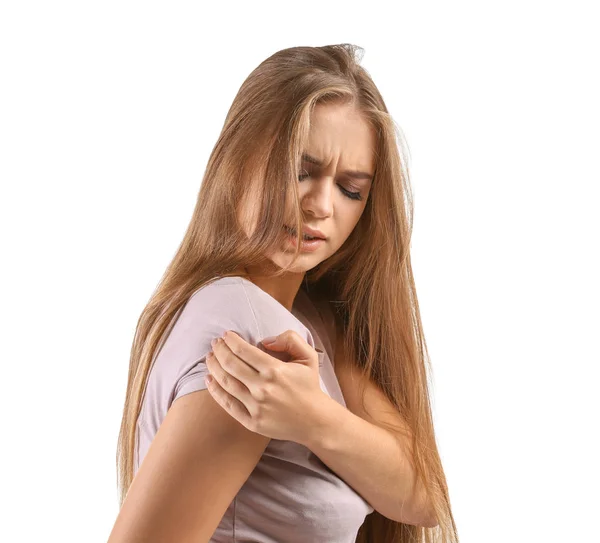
[
  {"left": 302, "top": 392, "right": 436, "bottom": 527},
  {"left": 107, "top": 389, "right": 271, "bottom": 542},
  {"left": 299, "top": 322, "right": 436, "bottom": 527}
]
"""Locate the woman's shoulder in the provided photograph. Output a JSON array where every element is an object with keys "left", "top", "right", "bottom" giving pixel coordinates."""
[
  {"left": 184, "top": 275, "right": 311, "bottom": 340},
  {"left": 187, "top": 275, "right": 248, "bottom": 305}
]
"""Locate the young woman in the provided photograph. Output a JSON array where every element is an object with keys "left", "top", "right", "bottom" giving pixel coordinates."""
[{"left": 109, "top": 44, "right": 458, "bottom": 543}]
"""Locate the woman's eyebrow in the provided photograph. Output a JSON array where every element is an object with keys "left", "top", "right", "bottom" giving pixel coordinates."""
[{"left": 301, "top": 153, "right": 374, "bottom": 181}]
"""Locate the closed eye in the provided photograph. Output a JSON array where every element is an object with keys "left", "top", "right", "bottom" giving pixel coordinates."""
[{"left": 298, "top": 172, "right": 363, "bottom": 201}]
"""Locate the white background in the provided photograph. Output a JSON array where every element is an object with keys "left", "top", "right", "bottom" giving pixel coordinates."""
[{"left": 1, "top": 1, "right": 598, "bottom": 542}]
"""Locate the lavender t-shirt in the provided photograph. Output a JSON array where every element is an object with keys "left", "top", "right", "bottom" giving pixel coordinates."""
[{"left": 134, "top": 276, "right": 374, "bottom": 542}]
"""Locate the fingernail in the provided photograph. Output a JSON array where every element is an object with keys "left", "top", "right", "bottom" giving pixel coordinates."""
[{"left": 262, "top": 336, "right": 277, "bottom": 344}]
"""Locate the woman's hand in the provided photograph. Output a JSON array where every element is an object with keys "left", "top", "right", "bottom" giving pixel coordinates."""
[{"left": 204, "top": 330, "right": 327, "bottom": 444}]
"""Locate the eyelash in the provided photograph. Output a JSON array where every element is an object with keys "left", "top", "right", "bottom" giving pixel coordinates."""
[{"left": 297, "top": 173, "right": 363, "bottom": 201}]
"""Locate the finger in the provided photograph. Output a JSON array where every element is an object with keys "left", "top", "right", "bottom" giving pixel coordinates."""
[
  {"left": 221, "top": 331, "right": 278, "bottom": 375},
  {"left": 206, "top": 350, "right": 253, "bottom": 406},
  {"left": 204, "top": 374, "right": 253, "bottom": 429},
  {"left": 212, "top": 337, "right": 258, "bottom": 384}
]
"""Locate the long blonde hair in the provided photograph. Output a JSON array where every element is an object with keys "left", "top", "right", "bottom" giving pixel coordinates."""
[{"left": 116, "top": 43, "right": 459, "bottom": 543}]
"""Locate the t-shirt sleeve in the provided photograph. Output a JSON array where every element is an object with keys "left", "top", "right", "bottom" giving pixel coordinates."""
[
  {"left": 168, "top": 281, "right": 315, "bottom": 405},
  {"left": 173, "top": 355, "right": 212, "bottom": 401}
]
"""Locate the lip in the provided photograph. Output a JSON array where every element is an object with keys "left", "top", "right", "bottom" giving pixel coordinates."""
[
  {"left": 283, "top": 229, "right": 326, "bottom": 252},
  {"left": 284, "top": 224, "right": 327, "bottom": 240}
]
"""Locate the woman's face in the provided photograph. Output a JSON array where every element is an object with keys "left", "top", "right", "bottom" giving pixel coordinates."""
[
  {"left": 271, "top": 102, "right": 376, "bottom": 271},
  {"left": 238, "top": 101, "right": 376, "bottom": 272}
]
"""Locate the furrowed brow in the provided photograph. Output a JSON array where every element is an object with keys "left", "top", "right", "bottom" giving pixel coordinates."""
[{"left": 301, "top": 153, "right": 374, "bottom": 181}]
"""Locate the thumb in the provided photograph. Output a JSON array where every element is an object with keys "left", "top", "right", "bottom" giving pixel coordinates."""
[
  {"left": 261, "top": 330, "right": 319, "bottom": 364},
  {"left": 261, "top": 335, "right": 279, "bottom": 347}
]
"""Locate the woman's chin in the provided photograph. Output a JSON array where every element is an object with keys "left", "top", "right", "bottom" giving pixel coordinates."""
[{"left": 266, "top": 251, "right": 321, "bottom": 272}]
